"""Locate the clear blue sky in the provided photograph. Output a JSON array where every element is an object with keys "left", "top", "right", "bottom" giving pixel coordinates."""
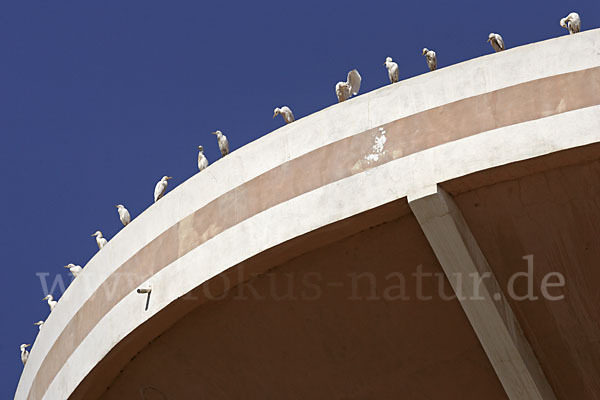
[{"left": 1, "top": 0, "right": 598, "bottom": 397}]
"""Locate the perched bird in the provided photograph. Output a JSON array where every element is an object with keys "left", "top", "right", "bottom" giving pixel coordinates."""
[
  {"left": 91, "top": 231, "right": 107, "bottom": 249},
  {"left": 560, "top": 12, "right": 581, "bottom": 34},
  {"left": 211, "top": 130, "right": 229, "bottom": 157},
  {"left": 34, "top": 321, "right": 44, "bottom": 330},
  {"left": 487, "top": 33, "right": 505, "bottom": 52},
  {"left": 422, "top": 48, "right": 437, "bottom": 71},
  {"left": 273, "top": 106, "right": 295, "bottom": 124},
  {"left": 335, "top": 69, "right": 362, "bottom": 102},
  {"left": 383, "top": 57, "right": 399, "bottom": 83},
  {"left": 20, "top": 344, "right": 31, "bottom": 365},
  {"left": 154, "top": 176, "right": 172, "bottom": 202},
  {"left": 114, "top": 204, "right": 131, "bottom": 226},
  {"left": 64, "top": 263, "right": 83, "bottom": 278},
  {"left": 197, "top": 145, "right": 209, "bottom": 172},
  {"left": 42, "top": 294, "right": 57, "bottom": 312}
]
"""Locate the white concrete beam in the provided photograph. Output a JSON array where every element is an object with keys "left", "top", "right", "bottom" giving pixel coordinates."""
[{"left": 408, "top": 185, "right": 556, "bottom": 400}]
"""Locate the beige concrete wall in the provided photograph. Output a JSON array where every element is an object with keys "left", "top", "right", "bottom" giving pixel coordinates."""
[
  {"left": 15, "top": 29, "right": 600, "bottom": 400},
  {"left": 99, "top": 215, "right": 507, "bottom": 400},
  {"left": 452, "top": 157, "right": 600, "bottom": 399}
]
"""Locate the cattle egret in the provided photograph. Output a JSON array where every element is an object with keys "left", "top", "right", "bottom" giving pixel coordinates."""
[
  {"left": 91, "top": 231, "right": 107, "bottom": 249},
  {"left": 197, "top": 145, "right": 209, "bottom": 172},
  {"left": 383, "top": 57, "right": 399, "bottom": 83},
  {"left": 42, "top": 294, "right": 57, "bottom": 312},
  {"left": 560, "top": 12, "right": 581, "bottom": 34},
  {"left": 422, "top": 48, "right": 437, "bottom": 71},
  {"left": 335, "top": 69, "right": 361, "bottom": 102},
  {"left": 154, "top": 176, "right": 172, "bottom": 202},
  {"left": 115, "top": 204, "right": 131, "bottom": 226},
  {"left": 20, "top": 344, "right": 31, "bottom": 365},
  {"left": 64, "top": 263, "right": 83, "bottom": 278},
  {"left": 273, "top": 106, "right": 295, "bottom": 124},
  {"left": 487, "top": 33, "right": 505, "bottom": 52},
  {"left": 34, "top": 321, "right": 44, "bottom": 330},
  {"left": 211, "top": 130, "right": 229, "bottom": 157}
]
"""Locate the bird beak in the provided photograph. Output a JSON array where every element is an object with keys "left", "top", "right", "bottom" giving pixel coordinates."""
[
  {"left": 25, "top": 344, "right": 31, "bottom": 348},
  {"left": 166, "top": 177, "right": 173, "bottom": 180},
  {"left": 91, "top": 233, "right": 95, "bottom": 236},
  {"left": 210, "top": 131, "right": 217, "bottom": 135},
  {"left": 42, "top": 296, "right": 48, "bottom": 300},
  {"left": 272, "top": 114, "right": 276, "bottom": 118},
  {"left": 63, "top": 265, "right": 70, "bottom": 268},
  {"left": 487, "top": 38, "right": 491, "bottom": 42},
  {"left": 114, "top": 205, "right": 119, "bottom": 208}
]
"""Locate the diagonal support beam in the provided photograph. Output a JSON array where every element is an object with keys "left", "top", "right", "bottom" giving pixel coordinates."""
[{"left": 408, "top": 185, "right": 556, "bottom": 400}]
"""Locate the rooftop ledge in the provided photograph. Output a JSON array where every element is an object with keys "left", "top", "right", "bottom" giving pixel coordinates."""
[{"left": 16, "top": 28, "right": 600, "bottom": 400}]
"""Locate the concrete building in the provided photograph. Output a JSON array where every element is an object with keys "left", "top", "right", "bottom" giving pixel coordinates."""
[{"left": 16, "top": 29, "right": 600, "bottom": 399}]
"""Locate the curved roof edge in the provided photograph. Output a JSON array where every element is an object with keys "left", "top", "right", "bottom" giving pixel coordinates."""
[{"left": 16, "top": 28, "right": 600, "bottom": 400}]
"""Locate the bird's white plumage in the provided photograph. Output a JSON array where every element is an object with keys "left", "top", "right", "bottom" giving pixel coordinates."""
[
  {"left": 115, "top": 204, "right": 130, "bottom": 226},
  {"left": 154, "top": 176, "right": 172, "bottom": 202},
  {"left": 384, "top": 57, "right": 399, "bottom": 84},
  {"left": 488, "top": 33, "right": 505, "bottom": 52},
  {"left": 91, "top": 231, "right": 107, "bottom": 249},
  {"left": 42, "top": 294, "right": 57, "bottom": 312},
  {"left": 560, "top": 12, "right": 581, "bottom": 34},
  {"left": 273, "top": 106, "right": 295, "bottom": 124},
  {"left": 335, "top": 69, "right": 362, "bottom": 102},
  {"left": 64, "top": 263, "right": 83, "bottom": 278},
  {"left": 197, "top": 145, "right": 209, "bottom": 171},
  {"left": 20, "top": 344, "right": 31, "bottom": 365},
  {"left": 211, "top": 130, "right": 229, "bottom": 157},
  {"left": 335, "top": 82, "right": 349, "bottom": 103},
  {"left": 34, "top": 321, "right": 44, "bottom": 330},
  {"left": 422, "top": 48, "right": 437, "bottom": 71},
  {"left": 348, "top": 70, "right": 361, "bottom": 95}
]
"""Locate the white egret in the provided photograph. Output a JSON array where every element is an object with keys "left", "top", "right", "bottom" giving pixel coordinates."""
[
  {"left": 335, "top": 69, "right": 361, "bottom": 102},
  {"left": 115, "top": 204, "right": 131, "bottom": 226},
  {"left": 42, "top": 294, "right": 57, "bottom": 312},
  {"left": 487, "top": 33, "right": 505, "bottom": 52},
  {"left": 197, "top": 145, "right": 209, "bottom": 172},
  {"left": 154, "top": 176, "right": 172, "bottom": 202},
  {"left": 273, "top": 106, "right": 295, "bottom": 124},
  {"left": 383, "top": 57, "right": 399, "bottom": 83},
  {"left": 422, "top": 48, "right": 437, "bottom": 71},
  {"left": 560, "top": 12, "right": 581, "bottom": 34},
  {"left": 20, "top": 344, "right": 31, "bottom": 365},
  {"left": 64, "top": 263, "right": 83, "bottom": 278},
  {"left": 211, "top": 130, "right": 229, "bottom": 157},
  {"left": 91, "top": 231, "right": 107, "bottom": 249},
  {"left": 34, "top": 321, "right": 44, "bottom": 330}
]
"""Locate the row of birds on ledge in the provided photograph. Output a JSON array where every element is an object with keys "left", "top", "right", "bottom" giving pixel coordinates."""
[{"left": 19, "top": 11, "right": 583, "bottom": 366}]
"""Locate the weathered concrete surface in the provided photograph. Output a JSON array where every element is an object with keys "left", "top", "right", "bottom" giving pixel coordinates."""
[
  {"left": 15, "top": 29, "right": 600, "bottom": 400},
  {"left": 99, "top": 216, "right": 507, "bottom": 400},
  {"left": 410, "top": 186, "right": 555, "bottom": 400},
  {"left": 451, "top": 158, "right": 600, "bottom": 399}
]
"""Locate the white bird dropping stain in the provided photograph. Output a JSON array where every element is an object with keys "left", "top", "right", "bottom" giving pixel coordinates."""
[{"left": 364, "top": 127, "right": 387, "bottom": 163}]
